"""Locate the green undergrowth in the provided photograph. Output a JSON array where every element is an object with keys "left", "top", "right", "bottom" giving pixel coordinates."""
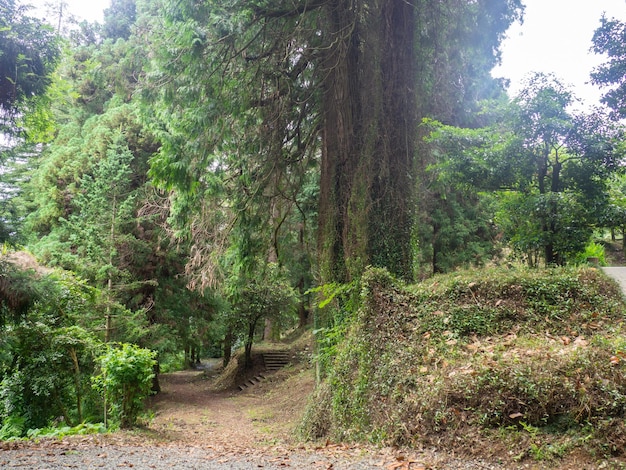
[
  {"left": 300, "top": 266, "right": 626, "bottom": 463},
  {"left": 0, "top": 417, "right": 106, "bottom": 441}
]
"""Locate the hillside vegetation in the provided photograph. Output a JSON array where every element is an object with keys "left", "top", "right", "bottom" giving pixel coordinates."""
[{"left": 302, "top": 266, "right": 626, "bottom": 463}]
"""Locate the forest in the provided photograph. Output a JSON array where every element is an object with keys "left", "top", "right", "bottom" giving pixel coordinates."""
[{"left": 2, "top": 0, "right": 626, "bottom": 449}]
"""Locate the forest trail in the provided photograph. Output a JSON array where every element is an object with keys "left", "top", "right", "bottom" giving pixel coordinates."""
[{"left": 146, "top": 363, "right": 295, "bottom": 452}]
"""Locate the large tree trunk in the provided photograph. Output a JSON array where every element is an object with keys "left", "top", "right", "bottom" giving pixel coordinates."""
[{"left": 318, "top": 0, "right": 417, "bottom": 285}]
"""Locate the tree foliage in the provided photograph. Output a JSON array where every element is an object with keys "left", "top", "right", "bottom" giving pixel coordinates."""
[
  {"left": 138, "top": 0, "right": 320, "bottom": 289},
  {"left": 103, "top": 0, "right": 137, "bottom": 41},
  {"left": 0, "top": 264, "right": 105, "bottom": 433},
  {"left": 415, "top": 0, "right": 523, "bottom": 275},
  {"left": 227, "top": 263, "right": 297, "bottom": 368},
  {"left": 427, "top": 74, "right": 625, "bottom": 267},
  {"left": 592, "top": 15, "right": 626, "bottom": 119},
  {"left": 0, "top": 0, "right": 60, "bottom": 130}
]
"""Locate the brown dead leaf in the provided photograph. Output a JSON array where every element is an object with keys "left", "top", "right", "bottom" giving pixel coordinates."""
[
  {"left": 561, "top": 336, "right": 571, "bottom": 346},
  {"left": 386, "top": 456, "right": 426, "bottom": 470},
  {"left": 509, "top": 412, "right": 523, "bottom": 419},
  {"left": 610, "top": 356, "right": 620, "bottom": 365},
  {"left": 495, "top": 299, "right": 503, "bottom": 307}
]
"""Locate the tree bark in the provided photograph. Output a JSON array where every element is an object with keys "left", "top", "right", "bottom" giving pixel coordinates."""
[
  {"left": 318, "top": 0, "right": 417, "bottom": 285},
  {"left": 223, "top": 327, "right": 233, "bottom": 368},
  {"left": 245, "top": 319, "right": 258, "bottom": 369}
]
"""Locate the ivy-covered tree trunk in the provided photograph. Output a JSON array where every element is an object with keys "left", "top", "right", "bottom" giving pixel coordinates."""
[{"left": 318, "top": 0, "right": 417, "bottom": 284}]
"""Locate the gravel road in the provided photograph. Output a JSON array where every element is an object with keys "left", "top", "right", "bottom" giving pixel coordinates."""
[{"left": 602, "top": 267, "right": 626, "bottom": 295}]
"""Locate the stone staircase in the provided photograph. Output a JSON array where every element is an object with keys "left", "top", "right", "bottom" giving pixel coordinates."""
[
  {"left": 237, "top": 351, "right": 291, "bottom": 391},
  {"left": 262, "top": 351, "right": 290, "bottom": 371}
]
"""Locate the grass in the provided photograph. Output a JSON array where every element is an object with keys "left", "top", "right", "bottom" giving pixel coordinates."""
[{"left": 300, "top": 265, "right": 626, "bottom": 465}]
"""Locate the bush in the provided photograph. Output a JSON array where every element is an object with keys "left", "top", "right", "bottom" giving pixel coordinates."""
[
  {"left": 573, "top": 241, "right": 606, "bottom": 266},
  {"left": 92, "top": 343, "right": 156, "bottom": 428}
]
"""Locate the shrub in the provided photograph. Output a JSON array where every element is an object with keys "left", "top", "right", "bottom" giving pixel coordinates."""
[
  {"left": 574, "top": 241, "right": 606, "bottom": 266},
  {"left": 92, "top": 343, "right": 156, "bottom": 428}
]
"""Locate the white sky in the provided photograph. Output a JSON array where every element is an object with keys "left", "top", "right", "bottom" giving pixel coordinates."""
[
  {"left": 492, "top": 0, "right": 626, "bottom": 109},
  {"left": 27, "top": 0, "right": 109, "bottom": 23},
  {"left": 66, "top": 0, "right": 109, "bottom": 22},
  {"left": 26, "top": 0, "right": 626, "bottom": 110}
]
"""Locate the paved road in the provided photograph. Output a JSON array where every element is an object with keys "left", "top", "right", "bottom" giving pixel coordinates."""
[{"left": 602, "top": 267, "right": 626, "bottom": 295}]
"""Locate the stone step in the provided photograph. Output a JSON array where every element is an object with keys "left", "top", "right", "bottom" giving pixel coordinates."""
[
  {"left": 238, "top": 374, "right": 267, "bottom": 391},
  {"left": 237, "top": 351, "right": 291, "bottom": 391},
  {"left": 263, "top": 352, "right": 290, "bottom": 370}
]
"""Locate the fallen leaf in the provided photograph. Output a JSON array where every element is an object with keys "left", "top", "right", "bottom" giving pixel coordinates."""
[
  {"left": 610, "top": 356, "right": 620, "bottom": 365},
  {"left": 509, "top": 412, "right": 523, "bottom": 419},
  {"left": 561, "top": 336, "right": 571, "bottom": 345},
  {"left": 386, "top": 458, "right": 427, "bottom": 470}
]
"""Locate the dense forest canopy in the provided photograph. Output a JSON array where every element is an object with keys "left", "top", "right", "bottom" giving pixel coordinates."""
[{"left": 0, "top": 0, "right": 625, "bottom": 438}]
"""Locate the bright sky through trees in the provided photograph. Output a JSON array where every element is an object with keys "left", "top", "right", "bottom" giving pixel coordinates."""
[
  {"left": 28, "top": 0, "right": 108, "bottom": 22},
  {"left": 492, "top": 0, "right": 625, "bottom": 109}
]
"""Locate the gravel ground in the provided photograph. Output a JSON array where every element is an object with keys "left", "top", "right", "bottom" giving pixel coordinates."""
[
  {"left": 0, "top": 444, "right": 383, "bottom": 469},
  {"left": 0, "top": 446, "right": 516, "bottom": 470},
  {"left": 0, "top": 438, "right": 554, "bottom": 469}
]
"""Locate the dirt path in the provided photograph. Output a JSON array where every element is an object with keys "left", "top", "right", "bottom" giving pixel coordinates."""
[{"left": 146, "top": 365, "right": 286, "bottom": 452}]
